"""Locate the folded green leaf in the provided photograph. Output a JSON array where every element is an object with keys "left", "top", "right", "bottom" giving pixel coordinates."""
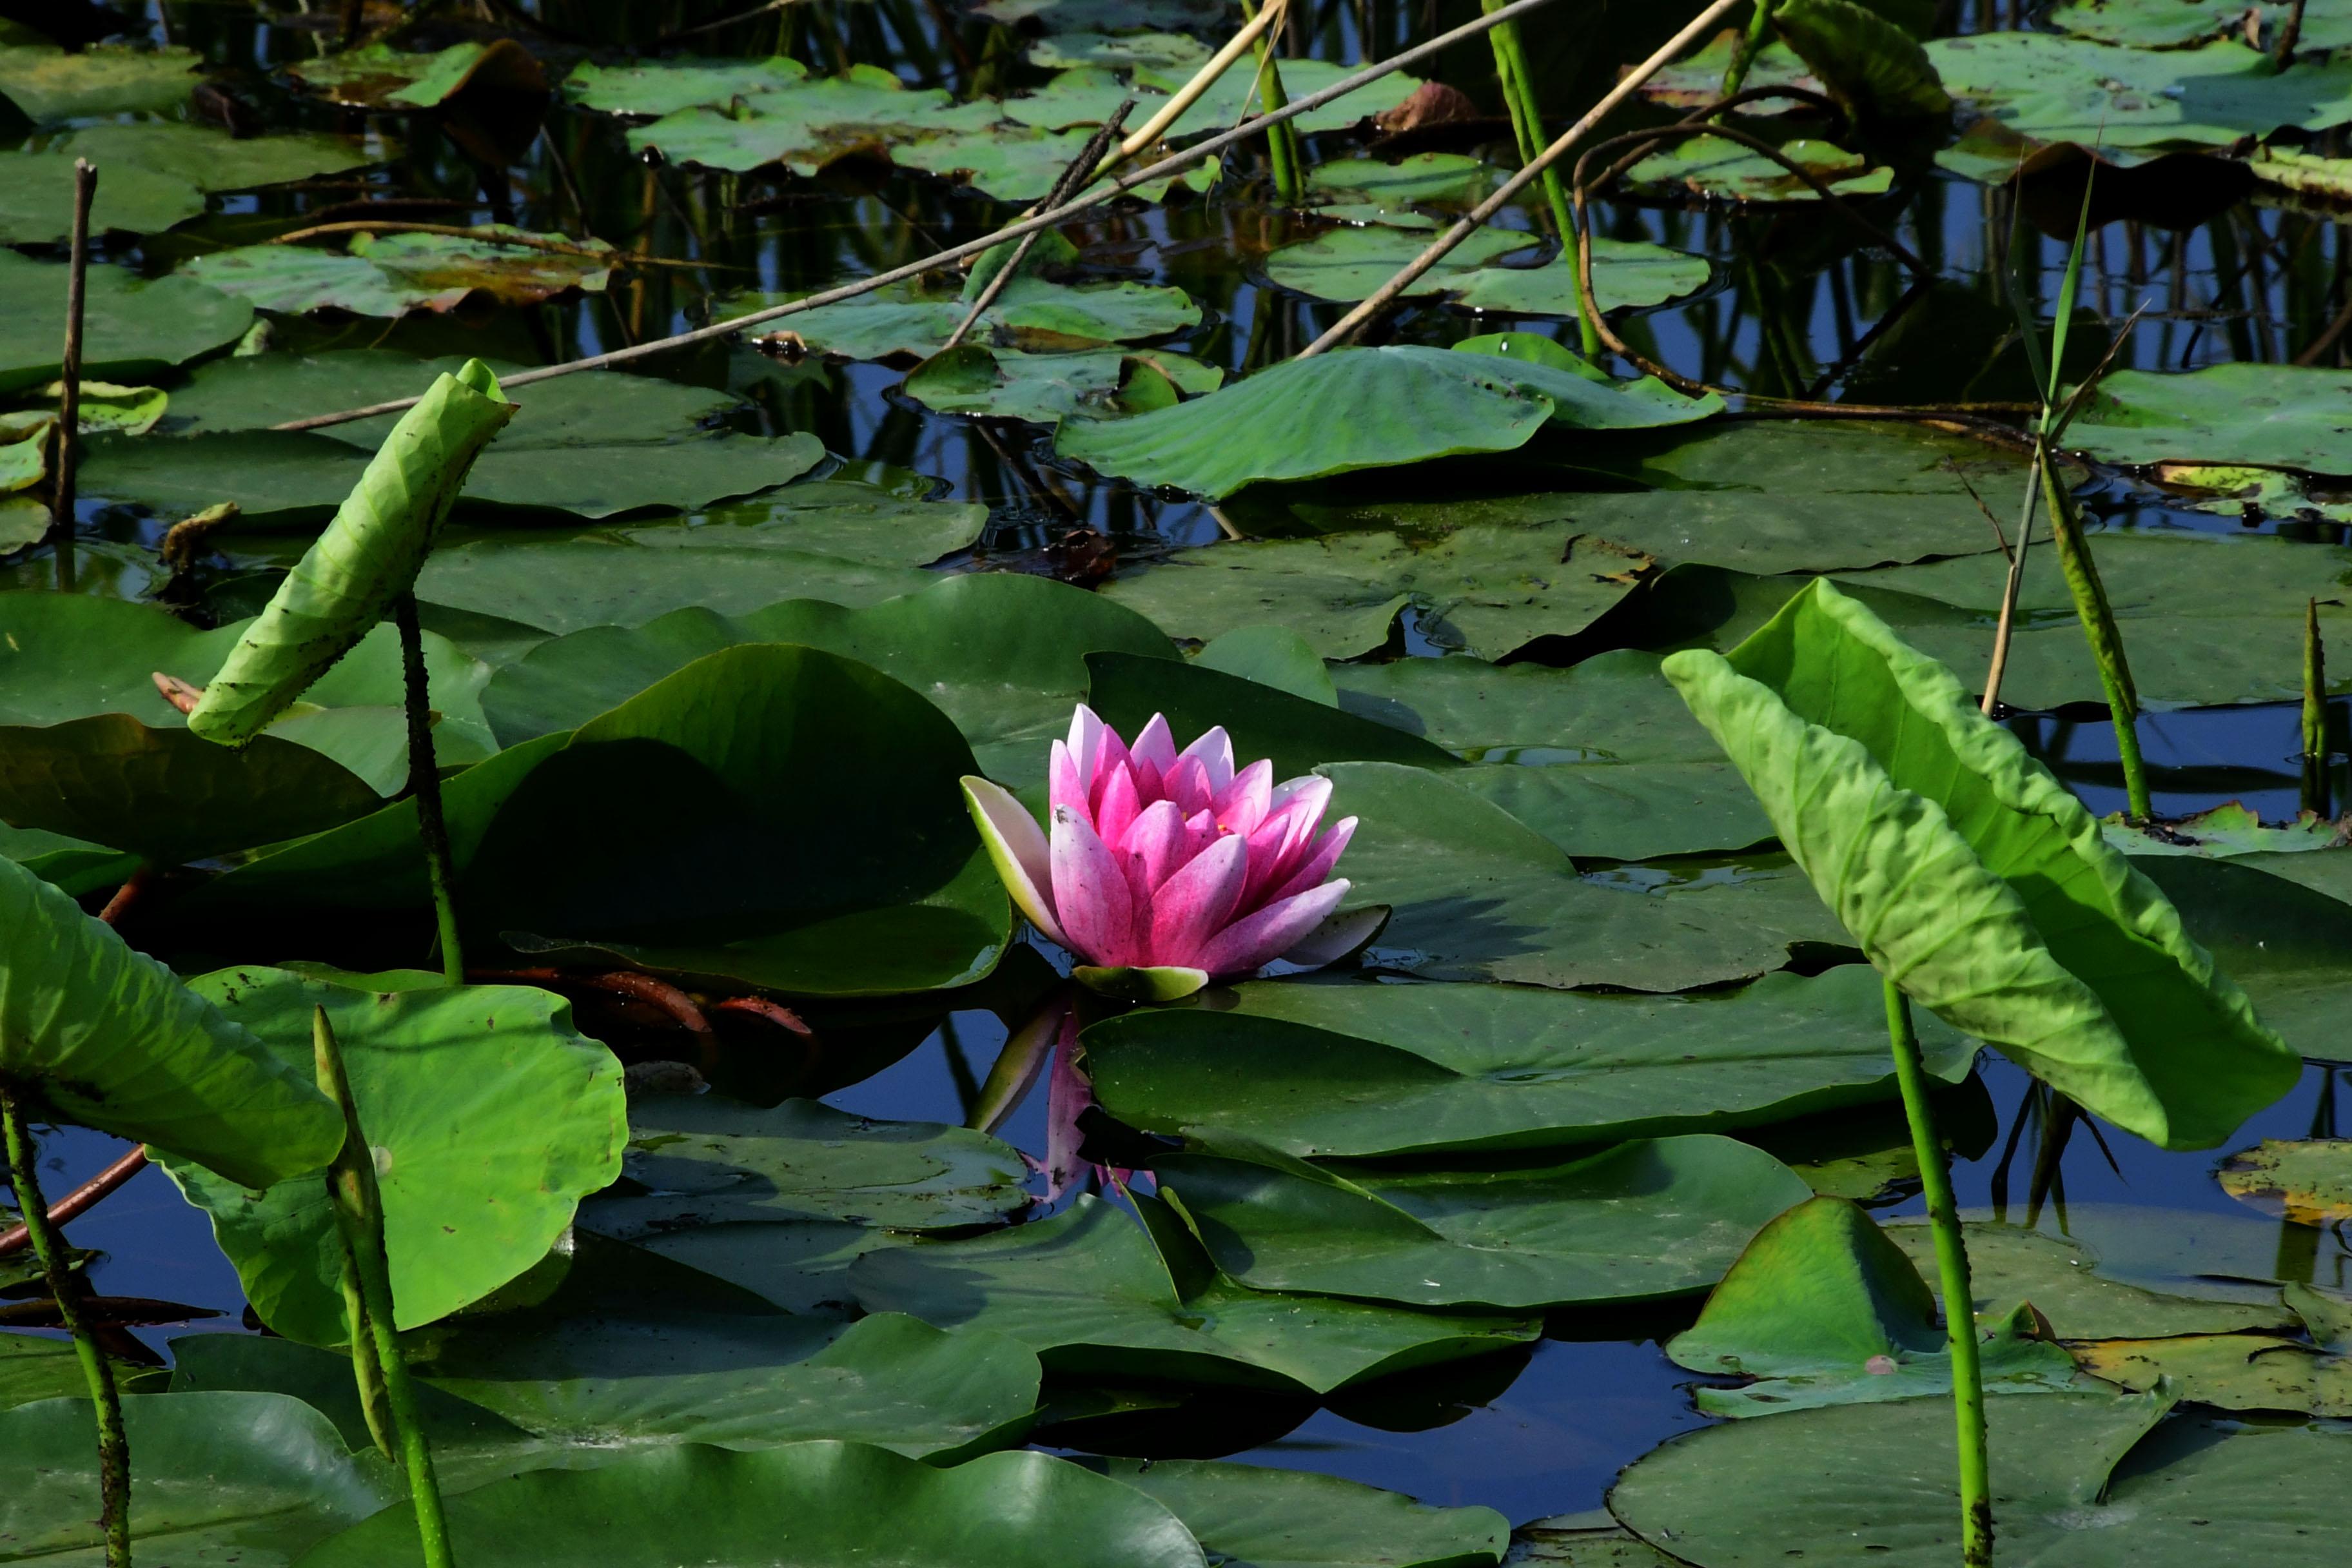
[
  {"left": 1661, "top": 578, "right": 2297, "bottom": 1148},
  {"left": 188, "top": 359, "right": 514, "bottom": 746}
]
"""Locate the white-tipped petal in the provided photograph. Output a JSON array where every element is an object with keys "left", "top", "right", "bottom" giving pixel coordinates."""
[{"left": 961, "top": 776, "right": 1068, "bottom": 948}]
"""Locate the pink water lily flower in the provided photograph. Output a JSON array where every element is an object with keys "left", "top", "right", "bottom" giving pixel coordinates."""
[{"left": 963, "top": 705, "right": 1371, "bottom": 992}]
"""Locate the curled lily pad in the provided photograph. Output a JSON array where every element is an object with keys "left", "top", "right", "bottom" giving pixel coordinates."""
[
  {"left": 1661, "top": 578, "right": 2300, "bottom": 1148},
  {"left": 286, "top": 39, "right": 546, "bottom": 110}
]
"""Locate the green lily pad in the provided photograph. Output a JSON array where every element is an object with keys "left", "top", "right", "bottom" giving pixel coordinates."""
[
  {"left": 0, "top": 250, "right": 251, "bottom": 397},
  {"left": 1924, "top": 34, "right": 2352, "bottom": 162},
  {"left": 628, "top": 1220, "right": 915, "bottom": 1318},
  {"left": 852, "top": 1191, "right": 1538, "bottom": 1392},
  {"left": 2067, "top": 364, "right": 2352, "bottom": 475},
  {"left": 1098, "top": 522, "right": 1658, "bottom": 661},
  {"left": 1771, "top": 0, "right": 1950, "bottom": 121},
  {"left": 1152, "top": 1132, "right": 1813, "bottom": 1311},
  {"left": 626, "top": 68, "right": 996, "bottom": 176},
  {"left": 482, "top": 572, "right": 1172, "bottom": 780},
  {"left": 580, "top": 1096, "right": 1030, "bottom": 1239},
  {"left": 1057, "top": 345, "right": 1720, "bottom": 500},
  {"left": 156, "top": 965, "right": 627, "bottom": 1348},
  {"left": 1609, "top": 1390, "right": 2352, "bottom": 1567},
  {"left": 1666, "top": 1197, "right": 2083, "bottom": 1416},
  {"left": 2134, "top": 851, "right": 2352, "bottom": 1062},
  {"left": 1507, "top": 1511, "right": 1681, "bottom": 1566},
  {"left": 2217, "top": 1139, "right": 2352, "bottom": 1224},
  {"left": 459, "top": 643, "right": 1011, "bottom": 996},
  {"left": 565, "top": 55, "right": 808, "bottom": 115},
  {"left": 904, "top": 344, "right": 1220, "bottom": 422},
  {"left": 1083, "top": 966, "right": 1974, "bottom": 1160},
  {"left": 0, "top": 41, "right": 199, "bottom": 122},
  {"left": 167, "top": 1331, "right": 535, "bottom": 1457},
  {"left": 2104, "top": 802, "right": 2344, "bottom": 858},
  {"left": 2050, "top": 0, "right": 2352, "bottom": 54},
  {"left": 1306, "top": 152, "right": 1498, "bottom": 220},
  {"left": 49, "top": 120, "right": 378, "bottom": 193},
  {"left": 1641, "top": 35, "right": 1819, "bottom": 110},
  {"left": 1324, "top": 761, "right": 1852, "bottom": 992},
  {"left": 1883, "top": 1220, "right": 2296, "bottom": 1338},
  {"left": 1625, "top": 135, "right": 1894, "bottom": 201},
  {"left": 1193, "top": 623, "right": 1336, "bottom": 704},
  {"left": 286, "top": 38, "right": 546, "bottom": 109},
  {"left": 1099, "top": 1458, "right": 1512, "bottom": 1568},
  {"left": 0, "top": 150, "right": 206, "bottom": 244},
  {"left": 1262, "top": 226, "right": 1707, "bottom": 315},
  {"left": 0, "top": 1391, "right": 394, "bottom": 1566},
  {"left": 2072, "top": 1286, "right": 2352, "bottom": 1417},
  {"left": 297, "top": 1440, "right": 1209, "bottom": 1568},
  {"left": 1084, "top": 648, "right": 1462, "bottom": 779},
  {"left": 1665, "top": 578, "right": 2300, "bottom": 1149},
  {"left": 727, "top": 271, "right": 1199, "bottom": 362},
  {"left": 0, "top": 1333, "right": 166, "bottom": 1412},
  {"left": 182, "top": 228, "right": 616, "bottom": 317}
]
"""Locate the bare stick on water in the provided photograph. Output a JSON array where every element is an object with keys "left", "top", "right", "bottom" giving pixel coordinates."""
[{"left": 943, "top": 104, "right": 1133, "bottom": 354}]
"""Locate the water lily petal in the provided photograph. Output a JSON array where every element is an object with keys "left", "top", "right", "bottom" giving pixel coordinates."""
[
  {"left": 1063, "top": 703, "right": 1130, "bottom": 814},
  {"left": 1048, "top": 739, "right": 1089, "bottom": 821},
  {"left": 1052, "top": 802, "right": 1139, "bottom": 967},
  {"left": 1096, "top": 761, "right": 1142, "bottom": 851},
  {"left": 1266, "top": 816, "right": 1358, "bottom": 907},
  {"left": 1131, "top": 713, "right": 1178, "bottom": 792},
  {"left": 961, "top": 776, "right": 1068, "bottom": 948},
  {"left": 1164, "top": 754, "right": 1217, "bottom": 816},
  {"left": 1123, "top": 799, "right": 1195, "bottom": 892},
  {"left": 1147, "top": 832, "right": 1248, "bottom": 968},
  {"left": 1193, "top": 877, "right": 1353, "bottom": 977},
  {"left": 1213, "top": 758, "right": 1274, "bottom": 838},
  {"left": 1275, "top": 903, "right": 1389, "bottom": 969},
  {"left": 1177, "top": 723, "right": 1235, "bottom": 794}
]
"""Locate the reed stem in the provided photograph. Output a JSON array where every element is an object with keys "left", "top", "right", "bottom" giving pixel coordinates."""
[
  {"left": 1480, "top": 0, "right": 1591, "bottom": 351},
  {"left": 1883, "top": 979, "right": 1992, "bottom": 1568},
  {"left": 1240, "top": 0, "right": 1303, "bottom": 202}
]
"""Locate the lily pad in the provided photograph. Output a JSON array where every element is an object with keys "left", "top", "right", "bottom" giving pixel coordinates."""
[
  {"left": 0, "top": 1391, "right": 393, "bottom": 1566},
  {"left": 0, "top": 41, "right": 199, "bottom": 122},
  {"left": 2133, "top": 850, "right": 2352, "bottom": 1061},
  {"left": 2217, "top": 1139, "right": 2352, "bottom": 1224},
  {"left": 1082, "top": 967, "right": 1974, "bottom": 1160},
  {"left": 0, "top": 1333, "right": 166, "bottom": 1412},
  {"left": 904, "top": 344, "right": 1221, "bottom": 422},
  {"left": 1057, "top": 345, "right": 1720, "bottom": 500},
  {"left": 458, "top": 643, "right": 1011, "bottom": 996},
  {"left": 2067, "top": 363, "right": 2352, "bottom": 475},
  {"left": 626, "top": 68, "right": 996, "bottom": 176},
  {"left": 1099, "top": 1458, "right": 1513, "bottom": 1568},
  {"left": 728, "top": 271, "right": 1199, "bottom": 362},
  {"left": 49, "top": 121, "right": 378, "bottom": 193},
  {"left": 156, "top": 965, "right": 627, "bottom": 1348},
  {"left": 1609, "top": 1389, "right": 2352, "bottom": 1567},
  {"left": 286, "top": 39, "right": 546, "bottom": 110},
  {"left": 2072, "top": 1287, "right": 2352, "bottom": 1417},
  {"left": 852, "top": 1191, "right": 1540, "bottom": 1393},
  {"left": 2050, "top": 0, "right": 2352, "bottom": 54},
  {"left": 1883, "top": 1220, "right": 2296, "bottom": 1339},
  {"left": 566, "top": 55, "right": 808, "bottom": 115},
  {"left": 1665, "top": 1197, "right": 2083, "bottom": 1416},
  {"left": 1151, "top": 1132, "right": 1813, "bottom": 1311},
  {"left": 297, "top": 1440, "right": 1210, "bottom": 1568},
  {"left": 1262, "top": 226, "right": 1708, "bottom": 316},
  {"left": 0, "top": 150, "right": 206, "bottom": 244},
  {"left": 481, "top": 572, "right": 1173, "bottom": 781},
  {"left": 0, "top": 250, "right": 251, "bottom": 397},
  {"left": 182, "top": 228, "right": 616, "bottom": 317},
  {"left": 580, "top": 1096, "right": 1030, "bottom": 1238},
  {"left": 1625, "top": 135, "right": 1894, "bottom": 201}
]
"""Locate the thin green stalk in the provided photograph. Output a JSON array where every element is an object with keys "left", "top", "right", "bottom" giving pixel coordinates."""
[
  {"left": 1480, "top": 0, "right": 1592, "bottom": 353},
  {"left": 2304, "top": 596, "right": 2329, "bottom": 816},
  {"left": 2035, "top": 450, "right": 2151, "bottom": 819},
  {"left": 1719, "top": 0, "right": 1776, "bottom": 99},
  {"left": 392, "top": 594, "right": 462, "bottom": 986},
  {"left": 1883, "top": 979, "right": 1992, "bottom": 1568},
  {"left": 314, "top": 1007, "right": 455, "bottom": 1568},
  {"left": 0, "top": 1087, "right": 129, "bottom": 1568},
  {"left": 1239, "top": 0, "right": 1302, "bottom": 203},
  {"left": 336, "top": 1245, "right": 397, "bottom": 1458}
]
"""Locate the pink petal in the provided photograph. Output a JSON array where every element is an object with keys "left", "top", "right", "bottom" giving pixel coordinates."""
[
  {"left": 1239, "top": 778, "right": 1334, "bottom": 906},
  {"left": 1048, "top": 740, "right": 1090, "bottom": 821},
  {"left": 1177, "top": 725, "right": 1235, "bottom": 794},
  {"left": 1146, "top": 832, "right": 1249, "bottom": 969},
  {"left": 1096, "top": 762, "right": 1142, "bottom": 851},
  {"left": 1193, "top": 877, "right": 1353, "bottom": 977},
  {"left": 1265, "top": 816, "right": 1358, "bottom": 908},
  {"left": 1123, "top": 799, "right": 1195, "bottom": 893},
  {"left": 961, "top": 777, "right": 1068, "bottom": 948},
  {"left": 1131, "top": 714, "right": 1178, "bottom": 778},
  {"left": 1051, "top": 803, "right": 1137, "bottom": 966},
  {"left": 1063, "top": 704, "right": 1130, "bottom": 814},
  {"left": 1164, "top": 755, "right": 1216, "bottom": 816},
  {"left": 1212, "top": 759, "right": 1273, "bottom": 838}
]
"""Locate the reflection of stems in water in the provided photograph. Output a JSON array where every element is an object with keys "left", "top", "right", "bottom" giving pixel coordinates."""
[
  {"left": 1883, "top": 979, "right": 1993, "bottom": 1568},
  {"left": 2, "top": 1090, "right": 131, "bottom": 1567},
  {"left": 315, "top": 1008, "right": 455, "bottom": 1568},
  {"left": 941, "top": 1016, "right": 982, "bottom": 1124},
  {"left": 2036, "top": 451, "right": 2151, "bottom": 819},
  {"left": 394, "top": 594, "right": 465, "bottom": 986},
  {"left": 2024, "top": 1092, "right": 2075, "bottom": 1230}
]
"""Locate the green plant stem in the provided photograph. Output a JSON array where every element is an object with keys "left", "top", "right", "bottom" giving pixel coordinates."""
[
  {"left": 1480, "top": 0, "right": 1592, "bottom": 355},
  {"left": 1882, "top": 979, "right": 1992, "bottom": 1568},
  {"left": 1238, "top": 0, "right": 1302, "bottom": 204},
  {"left": 0, "top": 1086, "right": 130, "bottom": 1568},
  {"left": 336, "top": 1245, "right": 397, "bottom": 1458},
  {"left": 2304, "top": 596, "right": 2329, "bottom": 816},
  {"left": 2035, "top": 449, "right": 2151, "bottom": 821},
  {"left": 1720, "top": 0, "right": 1776, "bottom": 98},
  {"left": 313, "top": 1007, "right": 455, "bottom": 1568},
  {"left": 393, "top": 593, "right": 463, "bottom": 986}
]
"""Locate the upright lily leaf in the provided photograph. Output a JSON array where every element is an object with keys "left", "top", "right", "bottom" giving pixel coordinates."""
[
  {"left": 1661, "top": 578, "right": 2298, "bottom": 1149},
  {"left": 1771, "top": 0, "right": 1950, "bottom": 120},
  {"left": 188, "top": 359, "right": 514, "bottom": 745},
  {"left": 0, "top": 858, "right": 342, "bottom": 1188},
  {"left": 156, "top": 966, "right": 625, "bottom": 1347}
]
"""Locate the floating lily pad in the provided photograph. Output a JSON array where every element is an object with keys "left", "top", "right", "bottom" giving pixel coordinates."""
[
  {"left": 1507, "top": 1511, "right": 1682, "bottom": 1566},
  {"left": 1099, "top": 1458, "right": 1513, "bottom": 1568},
  {"left": 973, "top": 0, "right": 1226, "bottom": 28},
  {"left": 482, "top": 571, "right": 1172, "bottom": 781},
  {"left": 1152, "top": 1132, "right": 1813, "bottom": 1311},
  {"left": 852, "top": 1191, "right": 1539, "bottom": 1393},
  {"left": 728, "top": 271, "right": 1199, "bottom": 362},
  {"left": 627, "top": 68, "right": 995, "bottom": 175},
  {"left": 2217, "top": 1139, "right": 2352, "bottom": 1225},
  {"left": 0, "top": 1333, "right": 166, "bottom": 1412},
  {"left": 1307, "top": 152, "right": 1498, "bottom": 220},
  {"left": 0, "top": 1391, "right": 393, "bottom": 1566},
  {"left": 1924, "top": 34, "right": 2352, "bottom": 162},
  {"left": 1625, "top": 135, "right": 1894, "bottom": 201},
  {"left": 1328, "top": 761, "right": 1851, "bottom": 992},
  {"left": 2068, "top": 364, "right": 2352, "bottom": 475},
  {"left": 0, "top": 41, "right": 199, "bottom": 122},
  {"left": 1263, "top": 226, "right": 1708, "bottom": 315},
  {"left": 565, "top": 54, "right": 809, "bottom": 115},
  {"left": 2133, "top": 850, "right": 2352, "bottom": 1063},
  {"left": 0, "top": 151, "right": 206, "bottom": 244},
  {"left": 580, "top": 1096, "right": 1030, "bottom": 1238},
  {"left": 48, "top": 119, "right": 378, "bottom": 193},
  {"left": 1666, "top": 1197, "right": 2083, "bottom": 1416},
  {"left": 0, "top": 250, "right": 252, "bottom": 397},
  {"left": 903, "top": 343, "right": 1219, "bottom": 421},
  {"left": 2050, "top": 0, "right": 2352, "bottom": 54},
  {"left": 2072, "top": 1286, "right": 2352, "bottom": 1417},
  {"left": 157, "top": 966, "right": 627, "bottom": 1348},
  {"left": 1610, "top": 1390, "right": 2352, "bottom": 1567},
  {"left": 1027, "top": 31, "right": 1214, "bottom": 72},
  {"left": 1883, "top": 1220, "right": 2295, "bottom": 1338},
  {"left": 1083, "top": 967, "right": 1972, "bottom": 1159},
  {"left": 2104, "top": 803, "right": 2344, "bottom": 858},
  {"left": 297, "top": 1440, "right": 1208, "bottom": 1568},
  {"left": 182, "top": 228, "right": 616, "bottom": 317},
  {"left": 1640, "top": 35, "right": 1820, "bottom": 110},
  {"left": 286, "top": 38, "right": 547, "bottom": 109}
]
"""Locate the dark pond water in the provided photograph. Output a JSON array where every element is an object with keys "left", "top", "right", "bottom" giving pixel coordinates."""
[{"left": 8, "top": 0, "right": 2352, "bottom": 1544}]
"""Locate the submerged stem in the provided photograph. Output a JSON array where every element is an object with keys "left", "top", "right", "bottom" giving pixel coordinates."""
[
  {"left": 393, "top": 594, "right": 464, "bottom": 985},
  {"left": 0, "top": 1087, "right": 130, "bottom": 1568},
  {"left": 313, "top": 1008, "right": 456, "bottom": 1568},
  {"left": 1882, "top": 979, "right": 1992, "bottom": 1568},
  {"left": 2035, "top": 449, "right": 2150, "bottom": 820}
]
